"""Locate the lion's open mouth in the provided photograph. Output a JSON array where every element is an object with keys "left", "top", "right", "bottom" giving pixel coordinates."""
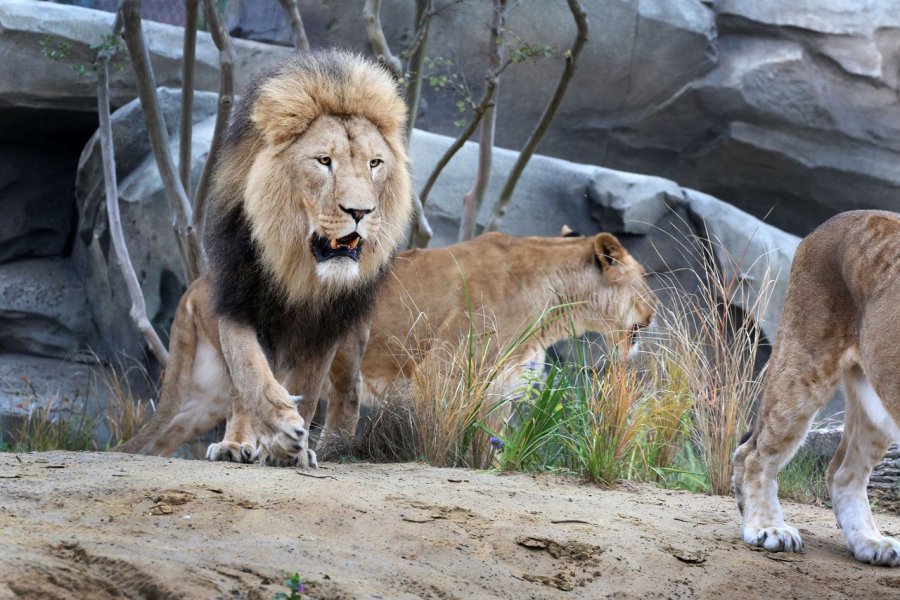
[{"left": 310, "top": 232, "right": 363, "bottom": 262}]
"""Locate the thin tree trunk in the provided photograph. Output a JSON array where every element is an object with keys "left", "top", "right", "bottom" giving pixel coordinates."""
[
  {"left": 97, "top": 29, "right": 169, "bottom": 367},
  {"left": 120, "top": 0, "right": 201, "bottom": 283},
  {"left": 179, "top": 0, "right": 198, "bottom": 198},
  {"left": 405, "top": 0, "right": 432, "bottom": 137},
  {"left": 486, "top": 0, "right": 589, "bottom": 232},
  {"left": 193, "top": 0, "right": 235, "bottom": 246},
  {"left": 362, "top": 0, "right": 403, "bottom": 77},
  {"left": 277, "top": 0, "right": 310, "bottom": 51},
  {"left": 416, "top": 79, "right": 496, "bottom": 214},
  {"left": 458, "top": 0, "right": 507, "bottom": 242}
]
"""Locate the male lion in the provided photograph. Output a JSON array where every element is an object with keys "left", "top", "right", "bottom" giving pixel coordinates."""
[
  {"left": 116, "top": 50, "right": 413, "bottom": 466},
  {"left": 119, "top": 227, "right": 654, "bottom": 456},
  {"left": 733, "top": 210, "right": 900, "bottom": 566}
]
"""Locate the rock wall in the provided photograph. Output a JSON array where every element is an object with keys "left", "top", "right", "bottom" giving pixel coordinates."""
[{"left": 224, "top": 0, "right": 900, "bottom": 237}]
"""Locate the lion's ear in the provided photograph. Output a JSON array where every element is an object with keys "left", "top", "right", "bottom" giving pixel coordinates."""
[
  {"left": 252, "top": 84, "right": 318, "bottom": 149},
  {"left": 560, "top": 225, "right": 573, "bottom": 237},
  {"left": 593, "top": 233, "right": 627, "bottom": 271}
]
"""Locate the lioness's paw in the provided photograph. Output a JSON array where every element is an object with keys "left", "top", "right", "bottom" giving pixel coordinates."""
[
  {"left": 849, "top": 535, "right": 900, "bottom": 566},
  {"left": 206, "top": 441, "right": 256, "bottom": 463},
  {"left": 743, "top": 525, "right": 804, "bottom": 553}
]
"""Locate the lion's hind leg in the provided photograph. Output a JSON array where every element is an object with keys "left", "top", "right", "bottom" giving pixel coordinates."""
[
  {"left": 830, "top": 366, "right": 900, "bottom": 566},
  {"left": 734, "top": 354, "right": 840, "bottom": 553}
]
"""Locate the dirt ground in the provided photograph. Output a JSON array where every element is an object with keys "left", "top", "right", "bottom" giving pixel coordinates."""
[{"left": 2, "top": 452, "right": 900, "bottom": 599}]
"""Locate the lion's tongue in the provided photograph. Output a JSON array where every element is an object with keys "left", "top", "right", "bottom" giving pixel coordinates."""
[{"left": 330, "top": 233, "right": 360, "bottom": 249}]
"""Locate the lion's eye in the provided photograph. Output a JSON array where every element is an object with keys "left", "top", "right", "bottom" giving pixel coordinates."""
[
  {"left": 317, "top": 156, "right": 332, "bottom": 166},
  {"left": 369, "top": 158, "right": 383, "bottom": 168}
]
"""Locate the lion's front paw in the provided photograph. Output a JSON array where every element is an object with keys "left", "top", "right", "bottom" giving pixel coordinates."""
[
  {"left": 848, "top": 534, "right": 900, "bottom": 566},
  {"left": 206, "top": 441, "right": 256, "bottom": 463},
  {"left": 253, "top": 404, "right": 312, "bottom": 467},
  {"left": 743, "top": 525, "right": 804, "bottom": 553}
]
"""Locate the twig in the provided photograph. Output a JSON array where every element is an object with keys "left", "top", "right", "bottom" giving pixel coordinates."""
[
  {"left": 363, "top": 0, "right": 403, "bottom": 78},
  {"left": 415, "top": 79, "right": 495, "bottom": 219},
  {"left": 193, "top": 0, "right": 235, "bottom": 246},
  {"left": 458, "top": 0, "right": 508, "bottom": 242},
  {"left": 120, "top": 0, "right": 201, "bottom": 283},
  {"left": 96, "top": 16, "right": 169, "bottom": 366},
  {"left": 277, "top": 0, "right": 310, "bottom": 52},
  {"left": 295, "top": 471, "right": 337, "bottom": 480},
  {"left": 179, "top": 0, "right": 198, "bottom": 197},
  {"left": 486, "top": 0, "right": 589, "bottom": 232},
  {"left": 409, "top": 191, "right": 434, "bottom": 247}
]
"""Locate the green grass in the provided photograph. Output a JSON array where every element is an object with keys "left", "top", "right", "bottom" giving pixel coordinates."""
[{"left": 778, "top": 451, "right": 830, "bottom": 505}]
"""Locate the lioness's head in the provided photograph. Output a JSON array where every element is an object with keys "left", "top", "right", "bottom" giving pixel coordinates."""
[
  {"left": 562, "top": 230, "right": 656, "bottom": 358},
  {"left": 213, "top": 50, "right": 412, "bottom": 302}
]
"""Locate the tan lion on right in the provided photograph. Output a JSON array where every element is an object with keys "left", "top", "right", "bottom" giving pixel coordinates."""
[{"left": 733, "top": 210, "right": 900, "bottom": 566}]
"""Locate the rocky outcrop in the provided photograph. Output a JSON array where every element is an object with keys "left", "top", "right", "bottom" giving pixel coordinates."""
[
  {"left": 74, "top": 88, "right": 219, "bottom": 360},
  {"left": 223, "top": 0, "right": 900, "bottom": 238},
  {"left": 0, "top": 258, "right": 100, "bottom": 360},
  {"left": 0, "top": 0, "right": 291, "bottom": 113}
]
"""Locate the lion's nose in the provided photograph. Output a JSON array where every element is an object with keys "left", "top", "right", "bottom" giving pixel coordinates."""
[{"left": 340, "top": 205, "right": 373, "bottom": 224}]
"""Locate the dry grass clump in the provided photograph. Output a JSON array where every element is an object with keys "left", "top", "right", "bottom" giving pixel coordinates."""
[{"left": 325, "top": 225, "right": 780, "bottom": 498}]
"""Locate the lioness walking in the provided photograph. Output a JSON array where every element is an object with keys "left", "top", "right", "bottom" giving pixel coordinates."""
[{"left": 734, "top": 210, "right": 900, "bottom": 566}]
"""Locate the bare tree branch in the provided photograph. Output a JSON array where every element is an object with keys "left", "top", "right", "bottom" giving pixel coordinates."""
[
  {"left": 277, "top": 0, "right": 310, "bottom": 52},
  {"left": 363, "top": 0, "right": 403, "bottom": 78},
  {"left": 410, "top": 76, "right": 498, "bottom": 248},
  {"left": 193, "top": 0, "right": 235, "bottom": 245},
  {"left": 404, "top": 0, "right": 432, "bottom": 137},
  {"left": 179, "top": 0, "right": 198, "bottom": 197},
  {"left": 120, "top": 0, "right": 202, "bottom": 283},
  {"left": 458, "top": 0, "right": 507, "bottom": 242},
  {"left": 486, "top": 0, "right": 589, "bottom": 232},
  {"left": 96, "top": 19, "right": 169, "bottom": 366}
]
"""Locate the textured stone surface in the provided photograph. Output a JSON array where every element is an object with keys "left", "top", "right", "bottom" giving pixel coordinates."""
[
  {"left": 225, "top": 0, "right": 900, "bottom": 237},
  {"left": 0, "top": 258, "right": 100, "bottom": 359},
  {"left": 0, "top": 353, "right": 105, "bottom": 415},
  {"left": 0, "top": 0, "right": 291, "bottom": 113},
  {"left": 0, "top": 141, "right": 77, "bottom": 264},
  {"left": 74, "top": 88, "right": 218, "bottom": 360}
]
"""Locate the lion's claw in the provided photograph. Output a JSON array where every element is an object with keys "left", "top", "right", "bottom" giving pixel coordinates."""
[{"left": 206, "top": 441, "right": 256, "bottom": 463}]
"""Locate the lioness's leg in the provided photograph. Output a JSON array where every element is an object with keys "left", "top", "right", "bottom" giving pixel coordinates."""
[
  {"left": 212, "top": 317, "right": 311, "bottom": 466},
  {"left": 733, "top": 352, "right": 840, "bottom": 552},
  {"left": 115, "top": 281, "right": 229, "bottom": 456},
  {"left": 322, "top": 323, "right": 371, "bottom": 441},
  {"left": 828, "top": 365, "right": 898, "bottom": 565}
]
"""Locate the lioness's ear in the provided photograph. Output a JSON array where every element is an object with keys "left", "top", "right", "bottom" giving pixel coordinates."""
[
  {"left": 560, "top": 225, "right": 573, "bottom": 237},
  {"left": 593, "top": 233, "right": 626, "bottom": 271}
]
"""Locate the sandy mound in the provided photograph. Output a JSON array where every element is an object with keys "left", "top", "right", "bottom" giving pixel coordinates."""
[{"left": 2, "top": 452, "right": 900, "bottom": 598}]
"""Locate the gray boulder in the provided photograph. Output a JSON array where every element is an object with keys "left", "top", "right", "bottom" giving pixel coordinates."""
[
  {"left": 0, "top": 258, "right": 100, "bottom": 360},
  {"left": 74, "top": 88, "right": 219, "bottom": 360},
  {"left": 0, "top": 0, "right": 292, "bottom": 113},
  {"left": 0, "top": 353, "right": 108, "bottom": 443}
]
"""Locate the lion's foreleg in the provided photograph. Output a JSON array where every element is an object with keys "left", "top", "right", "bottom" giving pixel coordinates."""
[
  {"left": 828, "top": 366, "right": 899, "bottom": 566},
  {"left": 214, "top": 317, "right": 312, "bottom": 467}
]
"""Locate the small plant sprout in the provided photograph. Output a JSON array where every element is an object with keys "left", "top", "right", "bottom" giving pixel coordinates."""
[{"left": 274, "top": 573, "right": 309, "bottom": 600}]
